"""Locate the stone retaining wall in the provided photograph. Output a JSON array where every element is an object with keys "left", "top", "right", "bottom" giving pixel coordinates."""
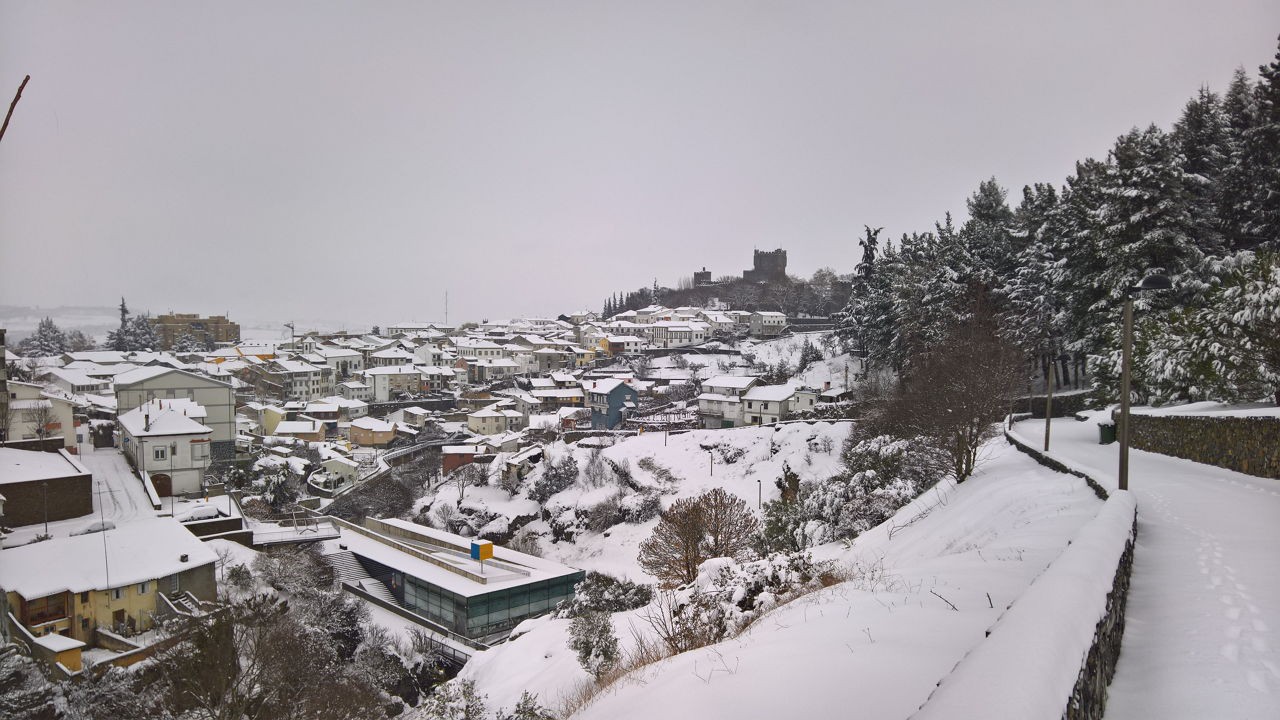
[
  {"left": 1065, "top": 516, "right": 1136, "bottom": 720},
  {"left": 1128, "top": 413, "right": 1280, "bottom": 479}
]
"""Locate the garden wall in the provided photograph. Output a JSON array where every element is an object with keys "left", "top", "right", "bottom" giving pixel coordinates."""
[{"left": 1128, "top": 412, "right": 1280, "bottom": 479}]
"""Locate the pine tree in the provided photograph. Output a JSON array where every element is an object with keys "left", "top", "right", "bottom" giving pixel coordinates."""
[
  {"left": 1218, "top": 67, "right": 1259, "bottom": 251},
  {"left": 1170, "top": 86, "right": 1229, "bottom": 259},
  {"left": 124, "top": 313, "right": 161, "bottom": 351},
  {"left": 106, "top": 297, "right": 132, "bottom": 351},
  {"left": 960, "top": 177, "right": 1018, "bottom": 290},
  {"left": 1242, "top": 37, "right": 1280, "bottom": 251},
  {"left": 18, "top": 317, "right": 68, "bottom": 357}
]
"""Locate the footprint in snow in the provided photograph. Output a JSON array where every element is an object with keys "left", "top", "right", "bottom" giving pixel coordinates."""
[{"left": 1222, "top": 643, "right": 1240, "bottom": 662}]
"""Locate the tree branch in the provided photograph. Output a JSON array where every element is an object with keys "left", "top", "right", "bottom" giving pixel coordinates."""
[{"left": 0, "top": 75, "right": 31, "bottom": 146}]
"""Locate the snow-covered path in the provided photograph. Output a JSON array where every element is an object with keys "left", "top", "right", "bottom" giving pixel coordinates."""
[
  {"left": 77, "top": 443, "right": 156, "bottom": 524},
  {"left": 1009, "top": 416, "right": 1280, "bottom": 718}
]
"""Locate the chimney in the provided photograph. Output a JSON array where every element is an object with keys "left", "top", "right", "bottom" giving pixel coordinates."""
[
  {"left": 179, "top": 553, "right": 189, "bottom": 563},
  {"left": 823, "top": 381, "right": 831, "bottom": 391},
  {"left": 144, "top": 413, "right": 151, "bottom": 432}
]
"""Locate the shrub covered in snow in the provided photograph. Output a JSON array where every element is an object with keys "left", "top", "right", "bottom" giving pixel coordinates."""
[
  {"left": 529, "top": 451, "right": 578, "bottom": 503},
  {"left": 798, "top": 433, "right": 938, "bottom": 543},
  {"left": 568, "top": 611, "right": 620, "bottom": 680},
  {"left": 644, "top": 552, "right": 835, "bottom": 651},
  {"left": 556, "top": 571, "right": 654, "bottom": 618}
]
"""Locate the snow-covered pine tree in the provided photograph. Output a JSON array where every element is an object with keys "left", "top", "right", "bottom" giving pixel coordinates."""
[
  {"left": 105, "top": 297, "right": 131, "bottom": 351},
  {"left": 18, "top": 317, "right": 68, "bottom": 357},
  {"left": 1085, "top": 126, "right": 1204, "bottom": 399},
  {"left": 1242, "top": 37, "right": 1280, "bottom": 251},
  {"left": 1218, "top": 67, "right": 1260, "bottom": 252},
  {"left": 960, "top": 177, "right": 1018, "bottom": 291},
  {"left": 1170, "top": 86, "right": 1229, "bottom": 260},
  {"left": 124, "top": 313, "right": 162, "bottom": 351}
]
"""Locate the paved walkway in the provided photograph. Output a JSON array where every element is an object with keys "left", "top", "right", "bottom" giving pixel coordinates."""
[{"left": 1009, "top": 416, "right": 1280, "bottom": 718}]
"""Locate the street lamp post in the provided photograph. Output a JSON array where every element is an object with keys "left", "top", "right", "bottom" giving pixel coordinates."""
[{"left": 1118, "top": 273, "right": 1172, "bottom": 491}]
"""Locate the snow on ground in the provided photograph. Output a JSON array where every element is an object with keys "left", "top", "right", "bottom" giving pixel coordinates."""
[
  {"left": 1009, "top": 413, "right": 1280, "bottom": 718},
  {"left": 2, "top": 443, "right": 160, "bottom": 548},
  {"left": 534, "top": 422, "right": 851, "bottom": 581},
  {"left": 462, "top": 438, "right": 1106, "bottom": 717}
]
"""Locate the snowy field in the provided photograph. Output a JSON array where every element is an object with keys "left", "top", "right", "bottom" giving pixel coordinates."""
[{"left": 460, "top": 436, "right": 1108, "bottom": 717}]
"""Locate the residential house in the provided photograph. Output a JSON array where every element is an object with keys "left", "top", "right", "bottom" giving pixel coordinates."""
[
  {"left": 0, "top": 448, "right": 93, "bottom": 527},
  {"left": 350, "top": 416, "right": 396, "bottom": 447},
  {"left": 117, "top": 398, "right": 213, "bottom": 496},
  {"left": 697, "top": 375, "right": 759, "bottom": 429},
  {"left": 0, "top": 518, "right": 217, "bottom": 671},
  {"left": 364, "top": 366, "right": 423, "bottom": 402},
  {"left": 738, "top": 385, "right": 819, "bottom": 425},
  {"left": 312, "top": 346, "right": 365, "bottom": 380},
  {"left": 6, "top": 381, "right": 79, "bottom": 450},
  {"left": 467, "top": 404, "right": 524, "bottom": 436},
  {"left": 273, "top": 420, "right": 325, "bottom": 444},
  {"left": 39, "top": 368, "right": 110, "bottom": 397},
  {"left": 749, "top": 311, "right": 787, "bottom": 338},
  {"left": 113, "top": 367, "right": 236, "bottom": 460},
  {"left": 441, "top": 444, "right": 484, "bottom": 474},
  {"left": 602, "top": 335, "right": 645, "bottom": 357},
  {"left": 152, "top": 313, "right": 241, "bottom": 350},
  {"left": 337, "top": 380, "right": 372, "bottom": 402},
  {"left": 585, "top": 379, "right": 639, "bottom": 430}
]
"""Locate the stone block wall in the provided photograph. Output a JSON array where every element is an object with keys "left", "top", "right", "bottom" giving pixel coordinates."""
[
  {"left": 1128, "top": 414, "right": 1280, "bottom": 479},
  {"left": 1064, "top": 514, "right": 1136, "bottom": 720}
]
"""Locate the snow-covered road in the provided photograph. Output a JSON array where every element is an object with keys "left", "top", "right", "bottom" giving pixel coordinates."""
[
  {"left": 1009, "top": 415, "right": 1280, "bottom": 718},
  {"left": 77, "top": 443, "right": 157, "bottom": 524}
]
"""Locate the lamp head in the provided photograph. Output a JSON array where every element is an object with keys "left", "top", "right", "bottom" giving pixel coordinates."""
[{"left": 1130, "top": 273, "right": 1173, "bottom": 294}]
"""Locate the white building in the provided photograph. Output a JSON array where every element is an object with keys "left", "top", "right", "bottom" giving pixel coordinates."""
[{"left": 118, "top": 398, "right": 213, "bottom": 496}]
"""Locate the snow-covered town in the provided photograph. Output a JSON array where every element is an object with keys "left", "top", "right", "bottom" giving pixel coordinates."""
[{"left": 3, "top": 4, "right": 1280, "bottom": 720}]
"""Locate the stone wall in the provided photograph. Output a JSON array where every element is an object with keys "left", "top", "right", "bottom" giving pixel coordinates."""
[
  {"left": 1014, "top": 391, "right": 1093, "bottom": 419},
  {"left": 1065, "top": 517, "right": 1136, "bottom": 720},
  {"left": 1128, "top": 413, "right": 1280, "bottom": 479}
]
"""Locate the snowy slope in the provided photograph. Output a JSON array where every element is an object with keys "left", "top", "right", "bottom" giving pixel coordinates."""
[{"left": 460, "top": 438, "right": 1105, "bottom": 717}]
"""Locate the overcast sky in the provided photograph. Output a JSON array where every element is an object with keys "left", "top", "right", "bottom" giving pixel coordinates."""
[{"left": 1, "top": 1, "right": 1276, "bottom": 332}]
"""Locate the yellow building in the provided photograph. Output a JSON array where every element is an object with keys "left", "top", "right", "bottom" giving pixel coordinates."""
[{"left": 0, "top": 518, "right": 217, "bottom": 672}]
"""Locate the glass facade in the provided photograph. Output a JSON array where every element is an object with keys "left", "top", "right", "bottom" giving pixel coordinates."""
[{"left": 391, "top": 565, "right": 584, "bottom": 639}]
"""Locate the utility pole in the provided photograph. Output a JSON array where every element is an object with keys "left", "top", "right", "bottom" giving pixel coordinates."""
[{"left": 1043, "top": 352, "right": 1055, "bottom": 452}]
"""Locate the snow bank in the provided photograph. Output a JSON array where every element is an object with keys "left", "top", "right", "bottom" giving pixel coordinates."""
[{"left": 911, "top": 492, "right": 1137, "bottom": 720}]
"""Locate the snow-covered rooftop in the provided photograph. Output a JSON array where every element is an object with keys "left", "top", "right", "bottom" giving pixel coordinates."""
[
  {"left": 0, "top": 448, "right": 91, "bottom": 485},
  {"left": 0, "top": 517, "right": 218, "bottom": 598},
  {"left": 118, "top": 398, "right": 211, "bottom": 437}
]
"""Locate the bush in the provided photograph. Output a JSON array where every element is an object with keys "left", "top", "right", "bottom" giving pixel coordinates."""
[
  {"left": 583, "top": 494, "right": 624, "bottom": 533},
  {"left": 556, "top": 571, "right": 654, "bottom": 618},
  {"left": 530, "top": 452, "right": 578, "bottom": 504},
  {"left": 568, "top": 611, "right": 619, "bottom": 680},
  {"left": 226, "top": 563, "right": 253, "bottom": 591},
  {"left": 620, "top": 491, "right": 662, "bottom": 523},
  {"left": 798, "top": 432, "right": 938, "bottom": 542}
]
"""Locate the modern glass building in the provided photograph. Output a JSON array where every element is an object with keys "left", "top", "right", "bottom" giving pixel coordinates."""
[{"left": 332, "top": 517, "right": 584, "bottom": 642}]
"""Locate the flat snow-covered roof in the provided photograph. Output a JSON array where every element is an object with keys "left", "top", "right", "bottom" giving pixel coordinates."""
[{"left": 0, "top": 518, "right": 217, "bottom": 598}]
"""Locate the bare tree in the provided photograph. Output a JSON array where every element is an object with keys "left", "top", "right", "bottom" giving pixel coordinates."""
[
  {"left": 21, "top": 401, "right": 57, "bottom": 442},
  {"left": 637, "top": 488, "right": 760, "bottom": 587},
  {"left": 638, "top": 497, "right": 706, "bottom": 587},
  {"left": 874, "top": 291, "right": 1024, "bottom": 482},
  {"left": 698, "top": 488, "right": 760, "bottom": 560}
]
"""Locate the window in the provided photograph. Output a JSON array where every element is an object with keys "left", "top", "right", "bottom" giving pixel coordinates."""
[
  {"left": 80, "top": 592, "right": 89, "bottom": 604},
  {"left": 137, "top": 581, "right": 149, "bottom": 594},
  {"left": 153, "top": 446, "right": 167, "bottom": 461},
  {"left": 111, "top": 588, "right": 124, "bottom": 601},
  {"left": 763, "top": 403, "right": 770, "bottom": 410}
]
